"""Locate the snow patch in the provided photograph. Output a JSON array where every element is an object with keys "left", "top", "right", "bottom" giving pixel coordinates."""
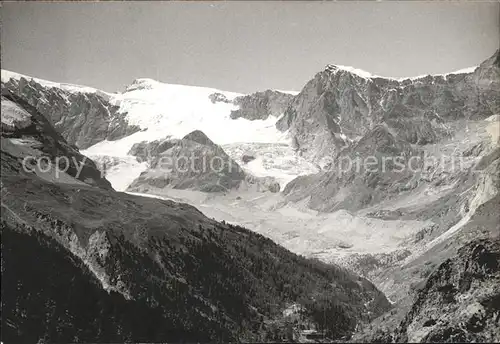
[
  {"left": 274, "top": 89, "right": 300, "bottom": 96},
  {"left": 324, "top": 64, "right": 478, "bottom": 81},
  {"left": 326, "top": 64, "right": 375, "bottom": 79},
  {"left": 2, "top": 69, "right": 111, "bottom": 95}
]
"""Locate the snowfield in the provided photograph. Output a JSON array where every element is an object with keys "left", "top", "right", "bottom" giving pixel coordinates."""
[{"left": 110, "top": 78, "right": 289, "bottom": 144}]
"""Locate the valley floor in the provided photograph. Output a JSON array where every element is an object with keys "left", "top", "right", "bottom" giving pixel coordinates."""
[{"left": 126, "top": 187, "right": 431, "bottom": 300}]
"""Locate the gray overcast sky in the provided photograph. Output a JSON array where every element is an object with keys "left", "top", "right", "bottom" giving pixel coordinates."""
[{"left": 1, "top": 1, "right": 499, "bottom": 93}]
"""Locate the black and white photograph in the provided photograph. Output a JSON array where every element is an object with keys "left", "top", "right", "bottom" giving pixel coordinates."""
[{"left": 1, "top": 1, "right": 499, "bottom": 343}]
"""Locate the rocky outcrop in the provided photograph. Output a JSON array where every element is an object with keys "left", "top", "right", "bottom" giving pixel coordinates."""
[
  {"left": 127, "top": 130, "right": 281, "bottom": 193},
  {"left": 128, "top": 137, "right": 177, "bottom": 164},
  {"left": 278, "top": 50, "right": 499, "bottom": 163},
  {"left": 229, "top": 89, "right": 295, "bottom": 120},
  {"left": 1, "top": 90, "right": 112, "bottom": 190},
  {"left": 399, "top": 239, "right": 500, "bottom": 343},
  {"left": 1, "top": 74, "right": 140, "bottom": 149},
  {"left": 283, "top": 124, "right": 419, "bottom": 212},
  {"left": 242, "top": 153, "right": 256, "bottom": 164},
  {"left": 209, "top": 92, "right": 231, "bottom": 104},
  {"left": 392, "top": 238, "right": 500, "bottom": 343},
  {"left": 354, "top": 238, "right": 500, "bottom": 343}
]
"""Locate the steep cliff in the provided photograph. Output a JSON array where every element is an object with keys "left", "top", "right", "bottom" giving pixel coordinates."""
[
  {"left": 281, "top": 50, "right": 500, "bottom": 217},
  {"left": 229, "top": 89, "right": 295, "bottom": 121},
  {"left": 1, "top": 72, "right": 140, "bottom": 149},
  {"left": 278, "top": 50, "right": 499, "bottom": 163},
  {"left": 1, "top": 90, "right": 112, "bottom": 190}
]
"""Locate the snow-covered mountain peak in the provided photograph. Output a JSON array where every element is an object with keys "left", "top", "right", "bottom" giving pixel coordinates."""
[
  {"left": 324, "top": 64, "right": 375, "bottom": 79},
  {"left": 123, "top": 78, "right": 243, "bottom": 101},
  {"left": 323, "top": 63, "right": 478, "bottom": 81}
]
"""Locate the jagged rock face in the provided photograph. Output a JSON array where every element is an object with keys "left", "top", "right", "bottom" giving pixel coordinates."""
[
  {"left": 281, "top": 116, "right": 499, "bottom": 310},
  {"left": 354, "top": 237, "right": 500, "bottom": 343},
  {"left": 1, "top": 91, "right": 112, "bottom": 190},
  {"left": 281, "top": 50, "right": 500, "bottom": 214},
  {"left": 1, "top": 76, "right": 140, "bottom": 149},
  {"left": 127, "top": 130, "right": 280, "bottom": 193},
  {"left": 229, "top": 89, "right": 295, "bottom": 120},
  {"left": 283, "top": 125, "right": 420, "bottom": 212},
  {"left": 278, "top": 50, "right": 500, "bottom": 163},
  {"left": 395, "top": 239, "right": 500, "bottom": 343},
  {"left": 128, "top": 137, "right": 177, "bottom": 164},
  {"left": 276, "top": 68, "right": 360, "bottom": 162},
  {"left": 284, "top": 114, "right": 499, "bottom": 222}
]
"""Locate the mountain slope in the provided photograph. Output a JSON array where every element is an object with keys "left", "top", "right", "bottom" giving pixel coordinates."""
[
  {"left": 2, "top": 221, "right": 220, "bottom": 343},
  {"left": 1, "top": 175, "right": 390, "bottom": 342},
  {"left": 1, "top": 94, "right": 390, "bottom": 342},
  {"left": 354, "top": 235, "right": 500, "bottom": 343},
  {"left": 398, "top": 238, "right": 500, "bottom": 343},
  {"left": 272, "top": 51, "right": 500, "bottom": 342},
  {"left": 1, "top": 90, "right": 112, "bottom": 190},
  {"left": 279, "top": 51, "right": 499, "bottom": 255},
  {"left": 1, "top": 70, "right": 140, "bottom": 149}
]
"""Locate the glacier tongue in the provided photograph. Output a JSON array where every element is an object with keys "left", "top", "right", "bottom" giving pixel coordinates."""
[{"left": 222, "top": 142, "right": 319, "bottom": 190}]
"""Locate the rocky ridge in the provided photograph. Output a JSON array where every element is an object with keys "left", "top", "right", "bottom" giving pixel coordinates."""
[
  {"left": 277, "top": 50, "right": 499, "bottom": 164},
  {"left": 229, "top": 89, "right": 295, "bottom": 121},
  {"left": 1, "top": 90, "right": 112, "bottom": 190},
  {"left": 127, "top": 130, "right": 281, "bottom": 193},
  {"left": 1, "top": 73, "right": 140, "bottom": 149}
]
